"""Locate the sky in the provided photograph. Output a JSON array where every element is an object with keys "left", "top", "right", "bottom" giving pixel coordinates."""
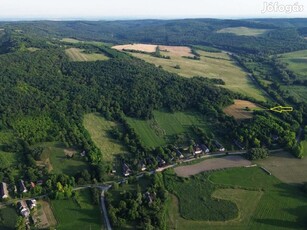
[{"left": 0, "top": 0, "right": 306, "bottom": 20}]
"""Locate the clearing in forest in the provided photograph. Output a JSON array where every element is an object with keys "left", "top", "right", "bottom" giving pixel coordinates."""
[
  {"left": 216, "top": 27, "right": 270, "bottom": 36},
  {"left": 83, "top": 113, "right": 126, "bottom": 162},
  {"left": 174, "top": 155, "right": 251, "bottom": 177},
  {"left": 65, "top": 48, "right": 108, "bottom": 61},
  {"left": 38, "top": 142, "right": 87, "bottom": 176},
  {"left": 279, "top": 49, "right": 307, "bottom": 80},
  {"left": 223, "top": 99, "right": 260, "bottom": 120},
  {"left": 115, "top": 44, "right": 266, "bottom": 101},
  {"left": 113, "top": 43, "right": 158, "bottom": 53},
  {"left": 125, "top": 110, "right": 211, "bottom": 148}
]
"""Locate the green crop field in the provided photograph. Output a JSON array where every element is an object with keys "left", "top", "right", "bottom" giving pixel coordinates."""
[
  {"left": 83, "top": 113, "right": 127, "bottom": 162},
  {"left": 65, "top": 48, "right": 109, "bottom": 62},
  {"left": 125, "top": 110, "right": 211, "bottom": 148},
  {"left": 166, "top": 167, "right": 307, "bottom": 229},
  {"left": 38, "top": 142, "right": 88, "bottom": 176},
  {"left": 129, "top": 48, "right": 266, "bottom": 101},
  {"left": 279, "top": 49, "right": 307, "bottom": 79},
  {"left": 256, "top": 150, "right": 307, "bottom": 184},
  {"left": 216, "top": 27, "right": 270, "bottom": 36},
  {"left": 0, "top": 207, "right": 19, "bottom": 230},
  {"left": 51, "top": 189, "right": 102, "bottom": 230}
]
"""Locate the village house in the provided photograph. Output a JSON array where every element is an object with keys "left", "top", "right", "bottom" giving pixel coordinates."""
[
  {"left": 193, "top": 145, "right": 203, "bottom": 155},
  {"left": 141, "top": 161, "right": 147, "bottom": 171},
  {"left": 19, "top": 180, "right": 28, "bottom": 193},
  {"left": 122, "top": 163, "right": 131, "bottom": 177},
  {"left": 200, "top": 144, "right": 210, "bottom": 153},
  {"left": 234, "top": 140, "right": 245, "bottom": 150},
  {"left": 0, "top": 182, "right": 9, "bottom": 199},
  {"left": 175, "top": 150, "right": 184, "bottom": 159},
  {"left": 27, "top": 199, "right": 37, "bottom": 209},
  {"left": 157, "top": 156, "right": 166, "bottom": 167},
  {"left": 214, "top": 140, "right": 225, "bottom": 152},
  {"left": 17, "top": 201, "right": 30, "bottom": 217}
]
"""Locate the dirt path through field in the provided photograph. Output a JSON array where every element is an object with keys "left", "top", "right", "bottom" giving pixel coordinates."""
[{"left": 175, "top": 155, "right": 251, "bottom": 177}]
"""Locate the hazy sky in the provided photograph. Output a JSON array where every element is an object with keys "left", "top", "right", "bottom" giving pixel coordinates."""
[{"left": 0, "top": 0, "right": 306, "bottom": 20}]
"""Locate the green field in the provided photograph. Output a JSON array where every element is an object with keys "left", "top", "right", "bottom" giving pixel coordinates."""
[
  {"left": 166, "top": 167, "right": 307, "bottom": 229},
  {"left": 61, "top": 37, "right": 106, "bottom": 46},
  {"left": 39, "top": 142, "right": 88, "bottom": 176},
  {"left": 279, "top": 49, "right": 307, "bottom": 79},
  {"left": 0, "top": 207, "right": 19, "bottom": 230},
  {"left": 126, "top": 110, "right": 211, "bottom": 148},
  {"left": 216, "top": 27, "right": 270, "bottom": 36},
  {"left": 51, "top": 189, "right": 102, "bottom": 230},
  {"left": 130, "top": 49, "right": 266, "bottom": 101},
  {"left": 83, "top": 113, "right": 126, "bottom": 162},
  {"left": 302, "top": 140, "right": 307, "bottom": 158},
  {"left": 257, "top": 151, "right": 307, "bottom": 184},
  {"left": 281, "top": 85, "right": 307, "bottom": 102},
  {"left": 65, "top": 48, "right": 109, "bottom": 62}
]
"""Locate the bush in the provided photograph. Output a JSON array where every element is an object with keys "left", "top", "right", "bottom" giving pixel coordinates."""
[{"left": 246, "top": 148, "right": 269, "bottom": 160}]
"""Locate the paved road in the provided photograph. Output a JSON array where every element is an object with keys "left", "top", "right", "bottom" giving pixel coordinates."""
[{"left": 100, "top": 189, "right": 112, "bottom": 230}]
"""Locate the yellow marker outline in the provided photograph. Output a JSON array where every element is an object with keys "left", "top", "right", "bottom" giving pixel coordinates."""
[{"left": 269, "top": 106, "right": 293, "bottom": 113}]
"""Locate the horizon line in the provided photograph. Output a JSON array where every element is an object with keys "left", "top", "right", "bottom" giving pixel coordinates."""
[{"left": 0, "top": 15, "right": 307, "bottom": 22}]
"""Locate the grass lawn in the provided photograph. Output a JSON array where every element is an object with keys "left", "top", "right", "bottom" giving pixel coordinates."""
[
  {"left": 256, "top": 150, "right": 307, "bottom": 184},
  {"left": 51, "top": 189, "right": 102, "bottom": 230},
  {"left": 167, "top": 167, "right": 307, "bottom": 229},
  {"left": 128, "top": 48, "right": 266, "bottom": 101},
  {"left": 83, "top": 113, "right": 127, "bottom": 162},
  {"left": 279, "top": 49, "right": 307, "bottom": 79},
  {"left": 216, "top": 27, "right": 270, "bottom": 36},
  {"left": 65, "top": 48, "right": 109, "bottom": 62},
  {"left": 125, "top": 110, "right": 211, "bottom": 148},
  {"left": 39, "top": 142, "right": 88, "bottom": 176},
  {"left": 0, "top": 206, "right": 19, "bottom": 230}
]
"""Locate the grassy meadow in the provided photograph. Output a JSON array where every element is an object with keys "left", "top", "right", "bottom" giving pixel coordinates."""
[
  {"left": 38, "top": 142, "right": 88, "bottom": 176},
  {"left": 51, "top": 188, "right": 102, "bottom": 230},
  {"left": 256, "top": 151, "right": 307, "bottom": 184},
  {"left": 125, "top": 110, "right": 211, "bottom": 148},
  {"left": 65, "top": 48, "right": 109, "bottom": 62},
  {"left": 216, "top": 27, "right": 270, "bottom": 36},
  {"left": 279, "top": 49, "right": 307, "bottom": 79},
  {"left": 0, "top": 207, "right": 19, "bottom": 230},
  {"left": 125, "top": 47, "right": 266, "bottom": 101},
  {"left": 166, "top": 167, "right": 307, "bottom": 229},
  {"left": 83, "top": 113, "right": 127, "bottom": 162}
]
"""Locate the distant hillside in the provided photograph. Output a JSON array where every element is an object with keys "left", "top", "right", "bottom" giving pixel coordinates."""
[{"left": 1, "top": 18, "right": 307, "bottom": 54}]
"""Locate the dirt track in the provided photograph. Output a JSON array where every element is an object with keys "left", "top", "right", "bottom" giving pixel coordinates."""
[{"left": 174, "top": 155, "right": 251, "bottom": 177}]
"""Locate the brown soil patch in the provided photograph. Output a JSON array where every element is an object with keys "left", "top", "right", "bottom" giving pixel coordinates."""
[
  {"left": 112, "top": 44, "right": 157, "bottom": 53},
  {"left": 112, "top": 44, "right": 193, "bottom": 57},
  {"left": 34, "top": 201, "right": 57, "bottom": 228},
  {"left": 224, "top": 100, "right": 260, "bottom": 120},
  {"left": 36, "top": 158, "right": 53, "bottom": 172},
  {"left": 175, "top": 155, "right": 251, "bottom": 177},
  {"left": 159, "top": 45, "right": 193, "bottom": 57},
  {"left": 64, "top": 148, "right": 76, "bottom": 157}
]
